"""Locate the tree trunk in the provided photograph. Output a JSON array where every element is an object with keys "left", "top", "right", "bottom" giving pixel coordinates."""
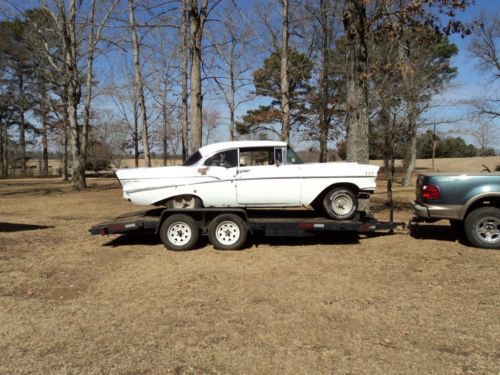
[
  {"left": 2, "top": 123, "right": 8, "bottom": 178},
  {"left": 379, "top": 105, "right": 391, "bottom": 171},
  {"left": 61, "top": 95, "right": 69, "bottom": 181},
  {"left": 181, "top": 0, "right": 189, "bottom": 160},
  {"left": 189, "top": 0, "right": 207, "bottom": 153},
  {"left": 280, "top": 0, "right": 290, "bottom": 142},
  {"left": 229, "top": 67, "right": 236, "bottom": 141},
  {"left": 18, "top": 72, "right": 26, "bottom": 177},
  {"left": 133, "top": 104, "right": 139, "bottom": 167},
  {"left": 0, "top": 116, "right": 4, "bottom": 178},
  {"left": 318, "top": 0, "right": 330, "bottom": 163},
  {"left": 162, "top": 90, "right": 168, "bottom": 166},
  {"left": 400, "top": 35, "right": 416, "bottom": 186},
  {"left": 343, "top": 0, "right": 369, "bottom": 164},
  {"left": 41, "top": 89, "right": 49, "bottom": 177},
  {"left": 82, "top": 0, "right": 96, "bottom": 174},
  {"left": 129, "top": 0, "right": 151, "bottom": 167},
  {"left": 402, "top": 101, "right": 417, "bottom": 186},
  {"left": 67, "top": 0, "right": 85, "bottom": 189}
]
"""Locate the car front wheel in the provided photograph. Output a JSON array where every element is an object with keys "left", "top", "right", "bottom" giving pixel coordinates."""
[
  {"left": 323, "top": 187, "right": 358, "bottom": 220},
  {"left": 464, "top": 207, "right": 500, "bottom": 249}
]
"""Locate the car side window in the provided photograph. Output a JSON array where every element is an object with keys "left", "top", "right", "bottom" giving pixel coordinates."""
[
  {"left": 275, "top": 148, "right": 283, "bottom": 164},
  {"left": 286, "top": 147, "right": 303, "bottom": 164},
  {"left": 239, "top": 147, "right": 275, "bottom": 166},
  {"left": 204, "top": 149, "right": 238, "bottom": 168}
]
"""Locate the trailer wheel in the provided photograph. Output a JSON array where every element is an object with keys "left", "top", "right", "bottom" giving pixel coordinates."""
[
  {"left": 323, "top": 187, "right": 358, "bottom": 220},
  {"left": 208, "top": 214, "right": 247, "bottom": 250},
  {"left": 464, "top": 207, "right": 500, "bottom": 249},
  {"left": 159, "top": 214, "right": 199, "bottom": 251}
]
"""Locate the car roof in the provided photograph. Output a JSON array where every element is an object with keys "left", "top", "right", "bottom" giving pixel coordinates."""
[{"left": 198, "top": 140, "right": 287, "bottom": 157}]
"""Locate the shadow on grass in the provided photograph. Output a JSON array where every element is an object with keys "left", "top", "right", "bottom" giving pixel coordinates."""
[
  {"left": 248, "top": 231, "right": 361, "bottom": 248},
  {"left": 103, "top": 232, "right": 161, "bottom": 247},
  {"left": 409, "top": 224, "right": 469, "bottom": 245},
  {"left": 0, "top": 222, "right": 54, "bottom": 232},
  {"left": 101, "top": 230, "right": 400, "bottom": 251}
]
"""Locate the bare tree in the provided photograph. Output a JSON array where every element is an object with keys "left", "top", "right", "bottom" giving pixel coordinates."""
[
  {"left": 82, "top": 0, "right": 119, "bottom": 171},
  {"left": 128, "top": 0, "right": 151, "bottom": 167},
  {"left": 280, "top": 0, "right": 291, "bottom": 142},
  {"left": 208, "top": 3, "right": 254, "bottom": 141},
  {"left": 469, "top": 12, "right": 500, "bottom": 81},
  {"left": 343, "top": 0, "right": 369, "bottom": 163},
  {"left": 181, "top": 0, "right": 189, "bottom": 159},
  {"left": 470, "top": 122, "right": 498, "bottom": 156},
  {"left": 202, "top": 108, "right": 221, "bottom": 145},
  {"left": 188, "top": 0, "right": 220, "bottom": 152},
  {"left": 188, "top": 0, "right": 206, "bottom": 152}
]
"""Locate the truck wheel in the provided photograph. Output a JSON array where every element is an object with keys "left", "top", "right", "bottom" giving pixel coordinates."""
[
  {"left": 159, "top": 214, "right": 199, "bottom": 251},
  {"left": 464, "top": 207, "right": 500, "bottom": 249},
  {"left": 323, "top": 187, "right": 358, "bottom": 220},
  {"left": 208, "top": 214, "right": 247, "bottom": 250}
]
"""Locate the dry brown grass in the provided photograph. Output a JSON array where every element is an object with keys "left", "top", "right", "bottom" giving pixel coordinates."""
[{"left": 0, "top": 175, "right": 499, "bottom": 374}]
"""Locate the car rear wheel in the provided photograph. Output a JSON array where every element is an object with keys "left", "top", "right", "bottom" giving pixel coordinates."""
[
  {"left": 159, "top": 214, "right": 199, "bottom": 250},
  {"left": 323, "top": 187, "right": 358, "bottom": 220},
  {"left": 166, "top": 195, "right": 202, "bottom": 209},
  {"left": 208, "top": 214, "right": 247, "bottom": 250},
  {"left": 464, "top": 207, "right": 500, "bottom": 249}
]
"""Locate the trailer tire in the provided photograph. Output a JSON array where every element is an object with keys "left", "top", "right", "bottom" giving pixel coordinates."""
[
  {"left": 159, "top": 214, "right": 199, "bottom": 251},
  {"left": 208, "top": 214, "right": 247, "bottom": 250},
  {"left": 323, "top": 187, "right": 358, "bottom": 220},
  {"left": 464, "top": 207, "right": 500, "bottom": 249}
]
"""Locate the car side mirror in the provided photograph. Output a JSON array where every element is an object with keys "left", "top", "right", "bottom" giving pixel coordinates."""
[{"left": 276, "top": 160, "right": 281, "bottom": 167}]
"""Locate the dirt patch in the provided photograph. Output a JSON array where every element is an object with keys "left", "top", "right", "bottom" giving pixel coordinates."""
[{"left": 0, "top": 177, "right": 498, "bottom": 374}]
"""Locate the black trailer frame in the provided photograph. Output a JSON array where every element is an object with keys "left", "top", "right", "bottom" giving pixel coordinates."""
[{"left": 90, "top": 207, "right": 405, "bottom": 250}]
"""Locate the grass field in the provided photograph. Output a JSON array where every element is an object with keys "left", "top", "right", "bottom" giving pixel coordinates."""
[{"left": 0, "top": 168, "right": 499, "bottom": 373}]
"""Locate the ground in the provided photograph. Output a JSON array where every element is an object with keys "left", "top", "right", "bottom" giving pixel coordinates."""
[{"left": 0, "top": 174, "right": 499, "bottom": 374}]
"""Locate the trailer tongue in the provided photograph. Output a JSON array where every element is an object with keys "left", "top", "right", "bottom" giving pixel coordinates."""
[{"left": 90, "top": 208, "right": 405, "bottom": 251}]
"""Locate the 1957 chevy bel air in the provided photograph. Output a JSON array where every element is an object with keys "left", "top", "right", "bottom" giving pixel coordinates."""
[{"left": 115, "top": 141, "right": 379, "bottom": 220}]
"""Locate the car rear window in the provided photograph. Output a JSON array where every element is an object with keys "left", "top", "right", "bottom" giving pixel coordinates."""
[{"left": 183, "top": 151, "right": 202, "bottom": 166}]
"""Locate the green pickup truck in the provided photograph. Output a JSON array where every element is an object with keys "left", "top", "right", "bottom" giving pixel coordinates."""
[{"left": 413, "top": 171, "right": 500, "bottom": 249}]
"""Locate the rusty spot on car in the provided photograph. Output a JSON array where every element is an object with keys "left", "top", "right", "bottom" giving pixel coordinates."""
[{"left": 197, "top": 167, "right": 208, "bottom": 175}]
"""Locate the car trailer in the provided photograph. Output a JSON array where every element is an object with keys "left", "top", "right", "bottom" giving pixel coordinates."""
[{"left": 89, "top": 208, "right": 406, "bottom": 251}]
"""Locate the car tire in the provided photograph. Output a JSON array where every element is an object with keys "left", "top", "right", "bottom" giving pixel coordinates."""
[
  {"left": 464, "top": 207, "right": 500, "bottom": 249},
  {"left": 323, "top": 187, "right": 358, "bottom": 220},
  {"left": 159, "top": 214, "right": 199, "bottom": 251},
  {"left": 208, "top": 214, "right": 247, "bottom": 250},
  {"left": 166, "top": 195, "right": 202, "bottom": 209}
]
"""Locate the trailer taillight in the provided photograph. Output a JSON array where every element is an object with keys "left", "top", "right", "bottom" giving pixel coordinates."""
[{"left": 422, "top": 184, "right": 440, "bottom": 200}]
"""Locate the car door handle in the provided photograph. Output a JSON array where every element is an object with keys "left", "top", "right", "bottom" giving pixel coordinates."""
[{"left": 238, "top": 169, "right": 250, "bottom": 173}]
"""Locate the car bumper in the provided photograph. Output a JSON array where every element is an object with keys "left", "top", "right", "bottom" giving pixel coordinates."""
[{"left": 413, "top": 202, "right": 462, "bottom": 220}]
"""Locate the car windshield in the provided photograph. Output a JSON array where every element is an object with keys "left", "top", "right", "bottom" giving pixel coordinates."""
[
  {"left": 182, "top": 151, "right": 202, "bottom": 166},
  {"left": 287, "top": 147, "right": 303, "bottom": 164}
]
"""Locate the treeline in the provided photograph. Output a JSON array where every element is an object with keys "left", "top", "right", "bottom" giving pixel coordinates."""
[{"left": 0, "top": 0, "right": 498, "bottom": 188}]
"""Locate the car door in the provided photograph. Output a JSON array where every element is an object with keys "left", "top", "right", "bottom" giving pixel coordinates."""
[
  {"left": 236, "top": 147, "right": 301, "bottom": 206},
  {"left": 198, "top": 149, "right": 238, "bottom": 206}
]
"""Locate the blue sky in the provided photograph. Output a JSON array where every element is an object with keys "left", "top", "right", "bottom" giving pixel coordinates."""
[
  {"left": 425, "top": 0, "right": 499, "bottom": 146},
  {"left": 1, "top": 0, "right": 498, "bottom": 152}
]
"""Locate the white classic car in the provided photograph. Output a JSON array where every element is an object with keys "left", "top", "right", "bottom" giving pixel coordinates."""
[{"left": 115, "top": 141, "right": 379, "bottom": 220}]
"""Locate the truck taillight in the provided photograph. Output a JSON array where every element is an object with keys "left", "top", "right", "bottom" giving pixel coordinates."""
[{"left": 422, "top": 184, "right": 440, "bottom": 200}]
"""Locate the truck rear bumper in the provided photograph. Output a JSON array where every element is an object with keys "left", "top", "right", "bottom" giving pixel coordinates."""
[{"left": 413, "top": 202, "right": 462, "bottom": 220}]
